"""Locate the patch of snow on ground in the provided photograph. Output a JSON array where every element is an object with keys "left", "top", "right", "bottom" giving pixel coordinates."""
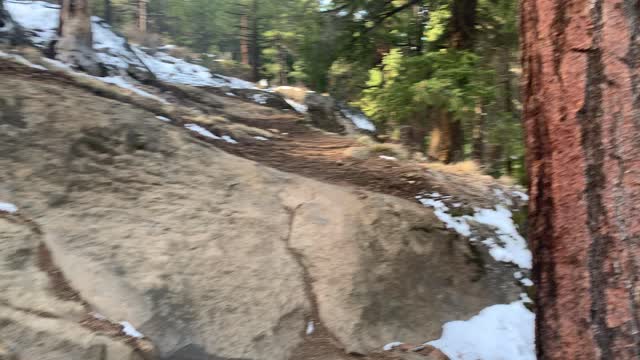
[
  {"left": 0, "top": 202, "right": 18, "bottom": 214},
  {"left": 340, "top": 108, "right": 376, "bottom": 131},
  {"left": 251, "top": 93, "right": 268, "bottom": 104},
  {"left": 184, "top": 124, "right": 220, "bottom": 140},
  {"left": 383, "top": 342, "right": 403, "bottom": 351},
  {"left": 417, "top": 193, "right": 531, "bottom": 269},
  {"left": 8, "top": 1, "right": 258, "bottom": 90},
  {"left": 5, "top": 1, "right": 58, "bottom": 46},
  {"left": 428, "top": 301, "right": 535, "bottom": 360},
  {"left": 473, "top": 206, "right": 531, "bottom": 269},
  {"left": 221, "top": 135, "right": 238, "bottom": 144},
  {"left": 133, "top": 48, "right": 226, "bottom": 87},
  {"left": 285, "top": 98, "right": 308, "bottom": 113},
  {"left": 513, "top": 190, "right": 529, "bottom": 201},
  {"left": 306, "top": 321, "right": 315, "bottom": 335},
  {"left": 379, "top": 155, "right": 398, "bottom": 161},
  {"left": 120, "top": 321, "right": 144, "bottom": 338},
  {"left": 417, "top": 198, "right": 471, "bottom": 237},
  {"left": 156, "top": 116, "right": 171, "bottom": 122},
  {"left": 253, "top": 136, "right": 269, "bottom": 141},
  {"left": 0, "top": 50, "right": 47, "bottom": 70}
]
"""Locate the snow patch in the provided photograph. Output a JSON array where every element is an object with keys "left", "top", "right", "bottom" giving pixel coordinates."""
[
  {"left": 513, "top": 190, "right": 529, "bottom": 201},
  {"left": 472, "top": 206, "right": 531, "bottom": 269},
  {"left": 0, "top": 202, "right": 18, "bottom": 214},
  {"left": 221, "top": 135, "right": 238, "bottom": 144},
  {"left": 379, "top": 155, "right": 398, "bottom": 161},
  {"left": 306, "top": 321, "right": 315, "bottom": 335},
  {"left": 340, "top": 108, "right": 376, "bottom": 132},
  {"left": 383, "top": 342, "right": 403, "bottom": 351},
  {"left": 155, "top": 116, "right": 171, "bottom": 122},
  {"left": 253, "top": 136, "right": 269, "bottom": 141},
  {"left": 418, "top": 198, "right": 471, "bottom": 237},
  {"left": 5, "top": 1, "right": 58, "bottom": 46},
  {"left": 251, "top": 93, "right": 268, "bottom": 104},
  {"left": 8, "top": 1, "right": 257, "bottom": 90},
  {"left": 184, "top": 124, "right": 220, "bottom": 140},
  {"left": 417, "top": 194, "right": 531, "bottom": 269},
  {"left": 120, "top": 321, "right": 144, "bottom": 338},
  {"left": 428, "top": 301, "right": 535, "bottom": 360},
  {"left": 285, "top": 98, "right": 308, "bottom": 113}
]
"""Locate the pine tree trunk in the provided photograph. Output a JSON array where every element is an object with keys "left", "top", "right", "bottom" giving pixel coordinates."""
[
  {"left": 471, "top": 104, "right": 485, "bottom": 163},
  {"left": 522, "top": 0, "right": 640, "bottom": 358},
  {"left": 103, "top": 0, "right": 112, "bottom": 24},
  {"left": 428, "top": 111, "right": 464, "bottom": 163},
  {"left": 413, "top": 0, "right": 425, "bottom": 55},
  {"left": 240, "top": 14, "right": 250, "bottom": 65},
  {"left": 249, "top": 0, "right": 260, "bottom": 82},
  {"left": 448, "top": 0, "right": 477, "bottom": 50},
  {"left": 0, "top": 0, "right": 25, "bottom": 45},
  {"left": 138, "top": 0, "right": 147, "bottom": 33},
  {"left": 55, "top": 0, "right": 103, "bottom": 76},
  {"left": 425, "top": 0, "right": 477, "bottom": 163},
  {"left": 278, "top": 39, "right": 287, "bottom": 86}
]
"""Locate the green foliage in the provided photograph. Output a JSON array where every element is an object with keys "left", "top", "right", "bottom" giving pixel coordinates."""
[
  {"left": 89, "top": 0, "right": 525, "bottom": 182},
  {"left": 357, "top": 48, "right": 494, "bottom": 128}
]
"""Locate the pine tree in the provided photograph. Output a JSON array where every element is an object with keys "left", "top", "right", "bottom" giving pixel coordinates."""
[{"left": 522, "top": 0, "right": 640, "bottom": 357}]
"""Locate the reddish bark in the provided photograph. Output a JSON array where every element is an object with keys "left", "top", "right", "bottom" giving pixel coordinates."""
[{"left": 522, "top": 0, "right": 640, "bottom": 358}]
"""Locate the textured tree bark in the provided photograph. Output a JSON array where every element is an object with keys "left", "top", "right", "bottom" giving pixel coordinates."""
[
  {"left": 0, "top": 0, "right": 26, "bottom": 45},
  {"left": 56, "top": 0, "right": 103, "bottom": 76},
  {"left": 471, "top": 104, "right": 485, "bottom": 163},
  {"left": 249, "top": 0, "right": 260, "bottom": 82},
  {"left": 522, "top": 0, "right": 640, "bottom": 358},
  {"left": 137, "top": 0, "right": 147, "bottom": 33},
  {"left": 240, "top": 14, "right": 250, "bottom": 65},
  {"left": 427, "top": 111, "right": 464, "bottom": 163}
]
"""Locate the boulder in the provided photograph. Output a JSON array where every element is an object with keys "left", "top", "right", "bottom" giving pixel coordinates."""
[
  {"left": 0, "top": 216, "right": 147, "bottom": 360},
  {"left": 304, "top": 93, "right": 346, "bottom": 133},
  {"left": 0, "top": 74, "right": 521, "bottom": 359},
  {"left": 273, "top": 86, "right": 307, "bottom": 103}
]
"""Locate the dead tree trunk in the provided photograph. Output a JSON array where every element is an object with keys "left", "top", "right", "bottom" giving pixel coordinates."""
[
  {"left": 138, "top": 0, "right": 147, "bottom": 33},
  {"left": 522, "top": 0, "right": 640, "bottom": 358},
  {"left": 0, "top": 0, "right": 26, "bottom": 45},
  {"left": 55, "top": 0, "right": 103, "bottom": 76}
]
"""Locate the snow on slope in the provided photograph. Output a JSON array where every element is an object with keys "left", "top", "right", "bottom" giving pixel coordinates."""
[
  {"left": 413, "top": 191, "right": 535, "bottom": 360},
  {"left": 416, "top": 192, "right": 532, "bottom": 269},
  {"left": 6, "top": 1, "right": 255, "bottom": 89},
  {"left": 427, "top": 300, "right": 535, "bottom": 360},
  {"left": 340, "top": 107, "right": 376, "bottom": 132}
]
